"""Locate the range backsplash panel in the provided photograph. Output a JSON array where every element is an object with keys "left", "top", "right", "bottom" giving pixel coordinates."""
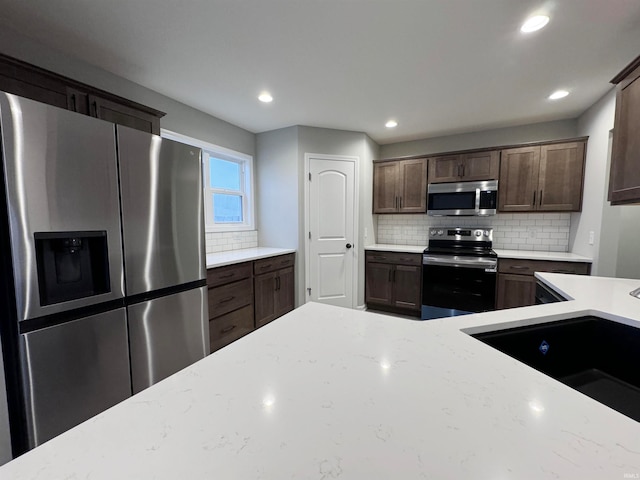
[{"left": 376, "top": 213, "right": 570, "bottom": 252}]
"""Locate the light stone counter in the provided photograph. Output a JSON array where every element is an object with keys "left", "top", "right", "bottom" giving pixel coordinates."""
[
  {"left": 206, "top": 247, "right": 295, "bottom": 268},
  {"left": 365, "top": 244, "right": 593, "bottom": 263},
  {"left": 1, "top": 274, "right": 640, "bottom": 479},
  {"left": 364, "top": 243, "right": 425, "bottom": 253},
  {"left": 495, "top": 249, "right": 593, "bottom": 263}
]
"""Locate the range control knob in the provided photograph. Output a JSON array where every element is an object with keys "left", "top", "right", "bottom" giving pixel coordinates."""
[
  {"left": 437, "top": 229, "right": 444, "bottom": 236},
  {"left": 430, "top": 229, "right": 437, "bottom": 236},
  {"left": 484, "top": 230, "right": 490, "bottom": 237},
  {"left": 475, "top": 230, "right": 482, "bottom": 237}
]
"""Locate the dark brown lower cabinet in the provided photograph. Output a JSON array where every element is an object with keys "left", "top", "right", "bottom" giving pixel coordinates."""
[
  {"left": 207, "top": 262, "right": 254, "bottom": 353},
  {"left": 496, "top": 258, "right": 591, "bottom": 309},
  {"left": 365, "top": 251, "right": 422, "bottom": 316},
  {"left": 496, "top": 274, "right": 537, "bottom": 309},
  {"left": 365, "top": 262, "right": 394, "bottom": 306},
  {"left": 209, "top": 305, "right": 254, "bottom": 353},
  {"left": 254, "top": 266, "right": 295, "bottom": 328},
  {"left": 207, "top": 253, "right": 296, "bottom": 352}
]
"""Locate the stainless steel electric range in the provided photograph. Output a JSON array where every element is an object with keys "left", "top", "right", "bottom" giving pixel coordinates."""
[{"left": 421, "top": 227, "right": 497, "bottom": 320}]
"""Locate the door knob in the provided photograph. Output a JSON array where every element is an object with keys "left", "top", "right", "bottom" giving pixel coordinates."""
[{"left": 346, "top": 243, "right": 352, "bottom": 249}]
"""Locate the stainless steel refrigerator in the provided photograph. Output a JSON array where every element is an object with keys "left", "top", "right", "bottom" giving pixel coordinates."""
[{"left": 0, "top": 92, "right": 208, "bottom": 460}]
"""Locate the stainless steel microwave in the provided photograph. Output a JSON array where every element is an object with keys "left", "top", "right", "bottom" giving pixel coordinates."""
[{"left": 427, "top": 180, "right": 498, "bottom": 216}]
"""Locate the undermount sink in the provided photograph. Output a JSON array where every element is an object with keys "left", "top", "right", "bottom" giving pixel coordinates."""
[{"left": 471, "top": 316, "right": 640, "bottom": 422}]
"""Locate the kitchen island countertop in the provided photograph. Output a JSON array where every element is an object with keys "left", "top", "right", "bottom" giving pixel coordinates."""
[{"left": 1, "top": 273, "right": 639, "bottom": 478}]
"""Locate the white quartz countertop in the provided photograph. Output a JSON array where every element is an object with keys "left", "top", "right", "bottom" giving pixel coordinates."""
[
  {"left": 365, "top": 243, "right": 593, "bottom": 263},
  {"left": 206, "top": 247, "right": 296, "bottom": 268},
  {"left": 365, "top": 243, "right": 426, "bottom": 253},
  {"left": 2, "top": 274, "right": 640, "bottom": 478},
  {"left": 495, "top": 249, "right": 593, "bottom": 263}
]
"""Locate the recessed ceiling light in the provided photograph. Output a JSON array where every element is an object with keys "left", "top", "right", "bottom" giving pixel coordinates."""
[
  {"left": 385, "top": 120, "right": 398, "bottom": 128},
  {"left": 258, "top": 92, "right": 273, "bottom": 103},
  {"left": 548, "top": 90, "right": 569, "bottom": 100},
  {"left": 521, "top": 15, "right": 550, "bottom": 33}
]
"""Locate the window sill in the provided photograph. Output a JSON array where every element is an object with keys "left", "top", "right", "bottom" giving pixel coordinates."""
[{"left": 205, "top": 224, "right": 255, "bottom": 233}]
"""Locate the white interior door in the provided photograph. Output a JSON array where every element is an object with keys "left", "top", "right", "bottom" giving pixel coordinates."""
[{"left": 308, "top": 157, "right": 356, "bottom": 308}]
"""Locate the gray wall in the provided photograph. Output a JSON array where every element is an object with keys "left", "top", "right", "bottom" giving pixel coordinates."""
[
  {"left": 297, "top": 126, "right": 379, "bottom": 308},
  {"left": 256, "top": 126, "right": 378, "bottom": 308},
  {"left": 379, "top": 119, "right": 579, "bottom": 159},
  {"left": 256, "top": 125, "right": 300, "bottom": 250},
  {"left": 571, "top": 89, "right": 617, "bottom": 273},
  {"left": 0, "top": 28, "right": 255, "bottom": 156}
]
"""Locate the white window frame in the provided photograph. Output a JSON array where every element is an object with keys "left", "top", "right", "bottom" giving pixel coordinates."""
[{"left": 161, "top": 129, "right": 255, "bottom": 232}]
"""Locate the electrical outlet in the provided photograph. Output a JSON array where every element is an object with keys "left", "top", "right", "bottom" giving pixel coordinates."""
[
  {"left": 364, "top": 227, "right": 368, "bottom": 239},
  {"left": 589, "top": 231, "right": 595, "bottom": 245},
  {"left": 527, "top": 227, "right": 539, "bottom": 239}
]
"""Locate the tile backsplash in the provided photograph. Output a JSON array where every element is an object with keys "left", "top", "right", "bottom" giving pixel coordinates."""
[
  {"left": 376, "top": 213, "right": 570, "bottom": 252},
  {"left": 205, "top": 230, "right": 258, "bottom": 254}
]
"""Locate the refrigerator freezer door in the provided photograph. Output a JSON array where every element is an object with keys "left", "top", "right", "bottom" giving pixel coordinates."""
[
  {"left": 117, "top": 126, "right": 205, "bottom": 296},
  {"left": 19, "top": 308, "right": 131, "bottom": 448},
  {"left": 128, "top": 287, "right": 208, "bottom": 394},
  {"left": 0, "top": 93, "right": 124, "bottom": 321},
  {"left": 0, "top": 339, "right": 12, "bottom": 465}
]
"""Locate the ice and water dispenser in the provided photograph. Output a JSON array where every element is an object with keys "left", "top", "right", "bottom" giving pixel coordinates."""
[{"left": 34, "top": 231, "right": 111, "bottom": 306}]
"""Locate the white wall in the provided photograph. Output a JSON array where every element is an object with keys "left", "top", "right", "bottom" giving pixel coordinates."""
[
  {"left": 379, "top": 119, "right": 578, "bottom": 159},
  {"left": 0, "top": 28, "right": 255, "bottom": 156},
  {"left": 571, "top": 89, "right": 616, "bottom": 274}
]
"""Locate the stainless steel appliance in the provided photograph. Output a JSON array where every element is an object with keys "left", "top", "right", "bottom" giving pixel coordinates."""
[
  {"left": 427, "top": 180, "right": 498, "bottom": 216},
  {"left": 0, "top": 93, "right": 208, "bottom": 459},
  {"left": 117, "top": 126, "right": 207, "bottom": 393},
  {"left": 421, "top": 227, "right": 497, "bottom": 319}
]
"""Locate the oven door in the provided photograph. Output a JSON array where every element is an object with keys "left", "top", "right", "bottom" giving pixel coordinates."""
[{"left": 421, "top": 255, "right": 497, "bottom": 319}]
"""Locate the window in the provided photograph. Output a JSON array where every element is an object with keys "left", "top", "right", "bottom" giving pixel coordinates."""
[{"left": 161, "top": 130, "right": 254, "bottom": 231}]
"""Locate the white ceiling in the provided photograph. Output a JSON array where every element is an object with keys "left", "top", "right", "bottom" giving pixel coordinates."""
[{"left": 1, "top": 0, "right": 640, "bottom": 144}]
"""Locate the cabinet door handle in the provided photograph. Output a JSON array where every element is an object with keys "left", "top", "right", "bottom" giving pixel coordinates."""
[
  {"left": 399, "top": 197, "right": 403, "bottom": 208},
  {"left": 539, "top": 189, "right": 543, "bottom": 206},
  {"left": 70, "top": 94, "right": 76, "bottom": 112},
  {"left": 220, "top": 324, "right": 237, "bottom": 334},
  {"left": 91, "top": 100, "right": 98, "bottom": 117},
  {"left": 461, "top": 164, "right": 465, "bottom": 177},
  {"left": 395, "top": 196, "right": 399, "bottom": 209},
  {"left": 388, "top": 270, "right": 392, "bottom": 282},
  {"left": 220, "top": 296, "right": 235, "bottom": 303},
  {"left": 392, "top": 269, "right": 396, "bottom": 283},
  {"left": 509, "top": 265, "right": 529, "bottom": 270},
  {"left": 275, "top": 276, "right": 280, "bottom": 291},
  {"left": 219, "top": 273, "right": 235, "bottom": 279},
  {"left": 260, "top": 264, "right": 272, "bottom": 270},
  {"left": 532, "top": 190, "right": 536, "bottom": 207}
]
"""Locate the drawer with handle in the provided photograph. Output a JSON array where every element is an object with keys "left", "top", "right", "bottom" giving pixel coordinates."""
[
  {"left": 254, "top": 253, "right": 295, "bottom": 275},
  {"left": 498, "top": 258, "right": 590, "bottom": 276},
  {"left": 209, "top": 304, "right": 254, "bottom": 353},
  {"left": 206, "top": 262, "right": 252, "bottom": 288},
  {"left": 208, "top": 278, "right": 253, "bottom": 319},
  {"left": 365, "top": 251, "right": 422, "bottom": 266}
]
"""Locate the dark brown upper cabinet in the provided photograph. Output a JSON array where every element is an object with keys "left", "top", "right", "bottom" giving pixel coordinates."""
[
  {"left": 373, "top": 158, "right": 427, "bottom": 214},
  {"left": 0, "top": 53, "right": 164, "bottom": 134},
  {"left": 499, "top": 141, "right": 586, "bottom": 212},
  {"left": 428, "top": 150, "right": 499, "bottom": 183},
  {"left": 609, "top": 55, "right": 640, "bottom": 205}
]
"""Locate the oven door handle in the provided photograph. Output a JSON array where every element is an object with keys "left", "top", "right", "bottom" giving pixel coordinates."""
[{"left": 423, "top": 255, "right": 497, "bottom": 272}]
